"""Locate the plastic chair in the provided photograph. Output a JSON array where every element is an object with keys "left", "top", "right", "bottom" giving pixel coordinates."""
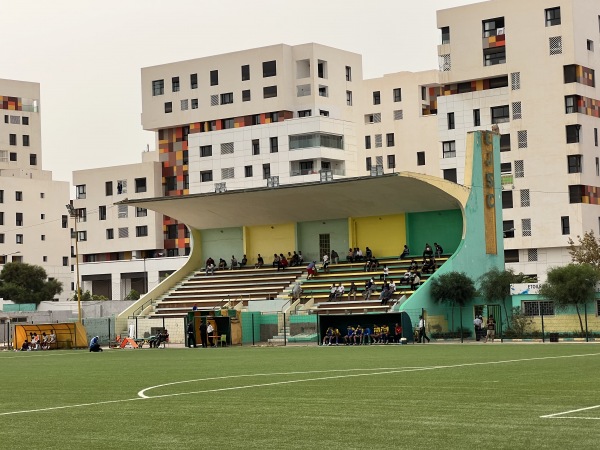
[{"left": 219, "top": 334, "right": 227, "bottom": 347}]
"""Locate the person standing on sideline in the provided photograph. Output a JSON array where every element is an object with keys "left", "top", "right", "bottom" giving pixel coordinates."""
[
  {"left": 485, "top": 315, "right": 496, "bottom": 343},
  {"left": 418, "top": 315, "right": 430, "bottom": 343},
  {"left": 199, "top": 320, "right": 208, "bottom": 348},
  {"left": 207, "top": 322, "right": 215, "bottom": 347},
  {"left": 474, "top": 315, "right": 483, "bottom": 341},
  {"left": 187, "top": 321, "right": 196, "bottom": 348}
]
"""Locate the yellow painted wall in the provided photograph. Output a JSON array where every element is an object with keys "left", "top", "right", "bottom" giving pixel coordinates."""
[
  {"left": 529, "top": 314, "right": 600, "bottom": 332},
  {"left": 245, "top": 223, "right": 296, "bottom": 266},
  {"left": 351, "top": 214, "right": 406, "bottom": 257}
]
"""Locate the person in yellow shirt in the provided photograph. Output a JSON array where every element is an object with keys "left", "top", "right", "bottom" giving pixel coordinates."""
[
  {"left": 331, "top": 328, "right": 341, "bottom": 345},
  {"left": 372, "top": 325, "right": 381, "bottom": 344},
  {"left": 380, "top": 324, "right": 390, "bottom": 344}
]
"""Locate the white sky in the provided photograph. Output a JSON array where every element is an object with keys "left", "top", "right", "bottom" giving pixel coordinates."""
[{"left": 1, "top": 0, "right": 478, "bottom": 184}]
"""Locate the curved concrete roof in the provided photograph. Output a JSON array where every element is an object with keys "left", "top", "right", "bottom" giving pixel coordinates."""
[{"left": 119, "top": 173, "right": 470, "bottom": 230}]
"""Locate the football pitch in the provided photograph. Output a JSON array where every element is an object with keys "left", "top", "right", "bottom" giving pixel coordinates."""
[{"left": 1, "top": 343, "right": 599, "bottom": 449}]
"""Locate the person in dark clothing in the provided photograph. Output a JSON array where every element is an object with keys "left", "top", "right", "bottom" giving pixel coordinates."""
[
  {"left": 187, "top": 321, "right": 196, "bottom": 348},
  {"left": 199, "top": 321, "right": 208, "bottom": 348},
  {"left": 89, "top": 336, "right": 103, "bottom": 352}
]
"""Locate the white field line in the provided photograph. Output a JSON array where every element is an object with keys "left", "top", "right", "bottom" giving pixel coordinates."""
[
  {"left": 1, "top": 352, "right": 598, "bottom": 417},
  {"left": 540, "top": 404, "right": 600, "bottom": 419}
]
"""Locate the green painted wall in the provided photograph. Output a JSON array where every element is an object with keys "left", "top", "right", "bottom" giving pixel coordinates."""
[
  {"left": 200, "top": 227, "right": 244, "bottom": 264},
  {"left": 297, "top": 218, "right": 349, "bottom": 262},
  {"left": 406, "top": 209, "right": 462, "bottom": 255}
]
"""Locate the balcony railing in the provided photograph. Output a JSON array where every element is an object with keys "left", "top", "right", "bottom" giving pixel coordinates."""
[{"left": 290, "top": 168, "right": 345, "bottom": 177}]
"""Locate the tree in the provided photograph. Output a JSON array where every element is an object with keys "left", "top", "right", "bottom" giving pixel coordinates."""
[
  {"left": 0, "top": 262, "right": 63, "bottom": 305},
  {"left": 72, "top": 289, "right": 108, "bottom": 301},
  {"left": 568, "top": 230, "right": 600, "bottom": 269},
  {"left": 508, "top": 306, "right": 534, "bottom": 338},
  {"left": 539, "top": 264, "right": 599, "bottom": 335},
  {"left": 430, "top": 272, "right": 477, "bottom": 332},
  {"left": 478, "top": 267, "right": 519, "bottom": 327},
  {"left": 124, "top": 289, "right": 140, "bottom": 300}
]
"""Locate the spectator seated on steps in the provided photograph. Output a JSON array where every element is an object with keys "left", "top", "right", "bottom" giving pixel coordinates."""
[
  {"left": 254, "top": 254, "right": 264, "bottom": 269},
  {"left": 240, "top": 254, "right": 248, "bottom": 268},
  {"left": 434, "top": 242, "right": 444, "bottom": 258},
  {"left": 218, "top": 258, "right": 228, "bottom": 270},
  {"left": 422, "top": 243, "right": 434, "bottom": 262},
  {"left": 400, "top": 245, "right": 410, "bottom": 260},
  {"left": 230, "top": 255, "right": 238, "bottom": 270},
  {"left": 422, "top": 257, "right": 436, "bottom": 274}
]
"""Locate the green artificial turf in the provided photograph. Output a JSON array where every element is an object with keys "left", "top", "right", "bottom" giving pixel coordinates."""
[{"left": 1, "top": 344, "right": 599, "bottom": 449}]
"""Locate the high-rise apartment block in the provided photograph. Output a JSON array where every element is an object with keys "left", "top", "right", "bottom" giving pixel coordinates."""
[{"left": 0, "top": 78, "right": 72, "bottom": 298}]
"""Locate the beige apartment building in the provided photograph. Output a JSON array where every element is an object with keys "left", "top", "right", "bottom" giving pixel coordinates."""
[{"left": 0, "top": 78, "right": 72, "bottom": 299}]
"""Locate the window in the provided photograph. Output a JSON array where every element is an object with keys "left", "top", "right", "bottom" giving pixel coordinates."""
[
  {"left": 567, "top": 155, "right": 582, "bottom": 173},
  {"left": 566, "top": 124, "right": 581, "bottom": 144},
  {"left": 252, "top": 139, "right": 260, "bottom": 155},
  {"left": 482, "top": 17, "right": 504, "bottom": 37},
  {"left": 270, "top": 137, "right": 278, "bottom": 153},
  {"left": 76, "top": 185, "right": 86, "bottom": 199},
  {"left": 117, "top": 180, "right": 127, "bottom": 194},
  {"left": 503, "top": 220, "right": 515, "bottom": 238},
  {"left": 386, "top": 133, "right": 395, "bottom": 147},
  {"left": 564, "top": 65, "right": 577, "bottom": 83},
  {"left": 421, "top": 86, "right": 427, "bottom": 101},
  {"left": 442, "top": 141, "right": 456, "bottom": 158},
  {"left": 132, "top": 177, "right": 147, "bottom": 193},
  {"left": 393, "top": 88, "right": 401, "bottom": 102},
  {"left": 22, "top": 117, "right": 29, "bottom": 125},
  {"left": 483, "top": 47, "right": 506, "bottom": 66},
  {"left": 172, "top": 76, "right": 180, "bottom": 92},
  {"left": 210, "top": 70, "right": 218, "bottom": 86},
  {"left": 366, "top": 157, "right": 372, "bottom": 171},
  {"left": 262, "top": 163, "right": 271, "bottom": 179},
  {"left": 364, "top": 113, "right": 381, "bottom": 124},
  {"left": 491, "top": 105, "right": 510, "bottom": 124},
  {"left": 241, "top": 64, "right": 250, "bottom": 81},
  {"left": 152, "top": 79, "right": 164, "bottom": 96},
  {"left": 588, "top": 40, "right": 594, "bottom": 52},
  {"left": 245, "top": 165, "right": 253, "bottom": 177},
  {"left": 16, "top": 234, "right": 23, "bottom": 244},
  {"left": 104, "top": 181, "right": 113, "bottom": 196},
  {"left": 521, "top": 189, "right": 531, "bottom": 207},
  {"left": 561, "top": 216, "right": 570, "bottom": 235},
  {"left": 595, "top": 128, "right": 598, "bottom": 147},
  {"left": 180, "top": 99, "right": 188, "bottom": 111},
  {"left": 263, "top": 86, "right": 277, "bottom": 99},
  {"left": 23, "top": 135, "right": 29, "bottom": 146},
  {"left": 365, "top": 136, "right": 371, "bottom": 149},
  {"left": 443, "top": 168, "right": 457, "bottom": 183},
  {"left": 473, "top": 109, "right": 481, "bottom": 126},
  {"left": 222, "top": 118, "right": 234, "bottom": 129},
  {"left": 77, "top": 231, "right": 87, "bottom": 242},
  {"left": 298, "top": 110, "right": 311, "bottom": 118},
  {"left": 220, "top": 93, "right": 233, "bottom": 104},
  {"left": 0, "top": 234, "right": 4, "bottom": 243},
  {"left": 29, "top": 154, "right": 37, "bottom": 165},
  {"left": 523, "top": 301, "right": 554, "bottom": 316},
  {"left": 117, "top": 204, "right": 128, "bottom": 219},
  {"left": 320, "top": 110, "right": 329, "bottom": 117},
  {"left": 61, "top": 256, "right": 68, "bottom": 267},
  {"left": 191, "top": 98, "right": 198, "bottom": 109},
  {"left": 200, "top": 145, "right": 212, "bottom": 157},
  {"left": 242, "top": 90, "right": 251, "bottom": 102},
  {"left": 373, "top": 91, "right": 381, "bottom": 105},
  {"left": 318, "top": 86, "right": 328, "bottom": 97},
  {"left": 441, "top": 26, "right": 450, "bottom": 44},
  {"left": 220, "top": 142, "right": 234, "bottom": 155},
  {"left": 99, "top": 205, "right": 106, "bottom": 220},
  {"left": 447, "top": 112, "right": 455, "bottom": 130},
  {"left": 417, "top": 151, "right": 425, "bottom": 166},
  {"left": 136, "top": 226, "right": 148, "bottom": 237},
  {"left": 522, "top": 218, "right": 532, "bottom": 237},
  {"left": 502, "top": 191, "right": 513, "bottom": 209},
  {"left": 569, "top": 185, "right": 584, "bottom": 203},
  {"left": 9, "top": 134, "right": 16, "bottom": 145},
  {"left": 545, "top": 7, "right": 561, "bottom": 26},
  {"left": 268, "top": 112, "right": 278, "bottom": 122},
  {"left": 62, "top": 215, "right": 67, "bottom": 228},
  {"left": 118, "top": 228, "right": 128, "bottom": 239},
  {"left": 14, "top": 212, "right": 23, "bottom": 227},
  {"left": 9, "top": 152, "right": 16, "bottom": 162},
  {"left": 318, "top": 60, "right": 327, "bottom": 79},
  {"left": 550, "top": 36, "right": 563, "bottom": 55},
  {"left": 166, "top": 224, "right": 178, "bottom": 239},
  {"left": 262, "top": 60, "right": 277, "bottom": 77},
  {"left": 500, "top": 134, "right": 511, "bottom": 152},
  {"left": 136, "top": 207, "right": 147, "bottom": 217},
  {"left": 375, "top": 134, "right": 382, "bottom": 148},
  {"left": 345, "top": 66, "right": 352, "bottom": 81},
  {"left": 190, "top": 73, "right": 198, "bottom": 89},
  {"left": 221, "top": 167, "right": 234, "bottom": 179},
  {"left": 597, "top": 157, "right": 599, "bottom": 176},
  {"left": 387, "top": 155, "right": 396, "bottom": 169},
  {"left": 346, "top": 91, "right": 352, "bottom": 106},
  {"left": 200, "top": 171, "right": 213, "bottom": 182},
  {"left": 565, "top": 95, "right": 577, "bottom": 113},
  {"left": 164, "top": 102, "right": 172, "bottom": 113},
  {"left": 210, "top": 95, "right": 218, "bottom": 106}
]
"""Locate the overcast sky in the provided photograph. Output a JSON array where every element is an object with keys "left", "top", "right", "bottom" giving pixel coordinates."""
[{"left": 1, "top": 0, "right": 478, "bottom": 184}]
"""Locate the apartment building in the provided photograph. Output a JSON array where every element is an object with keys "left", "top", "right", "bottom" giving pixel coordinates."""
[
  {"left": 435, "top": 0, "right": 600, "bottom": 279},
  {"left": 0, "top": 78, "right": 72, "bottom": 299},
  {"left": 72, "top": 151, "right": 185, "bottom": 300}
]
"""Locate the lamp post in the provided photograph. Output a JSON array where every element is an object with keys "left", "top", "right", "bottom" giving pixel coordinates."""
[{"left": 66, "top": 204, "right": 82, "bottom": 324}]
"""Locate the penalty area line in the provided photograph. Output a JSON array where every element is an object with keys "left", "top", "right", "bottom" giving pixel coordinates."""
[{"left": 540, "top": 404, "right": 600, "bottom": 419}]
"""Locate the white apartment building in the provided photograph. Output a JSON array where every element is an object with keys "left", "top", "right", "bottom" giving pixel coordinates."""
[
  {"left": 435, "top": 0, "right": 600, "bottom": 279},
  {"left": 72, "top": 151, "right": 185, "bottom": 300},
  {"left": 0, "top": 78, "right": 72, "bottom": 299}
]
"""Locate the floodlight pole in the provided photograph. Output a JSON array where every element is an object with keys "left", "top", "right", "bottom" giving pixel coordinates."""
[{"left": 66, "top": 204, "right": 82, "bottom": 324}]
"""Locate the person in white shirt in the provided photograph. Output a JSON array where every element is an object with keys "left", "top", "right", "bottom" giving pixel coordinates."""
[
  {"left": 328, "top": 284, "right": 337, "bottom": 301},
  {"left": 418, "top": 315, "right": 430, "bottom": 343},
  {"left": 207, "top": 323, "right": 215, "bottom": 347},
  {"left": 335, "top": 283, "right": 345, "bottom": 300},
  {"left": 322, "top": 253, "right": 330, "bottom": 273},
  {"left": 474, "top": 315, "right": 483, "bottom": 341}
]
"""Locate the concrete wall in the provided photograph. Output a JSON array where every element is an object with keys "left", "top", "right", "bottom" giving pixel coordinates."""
[
  {"left": 351, "top": 213, "right": 406, "bottom": 257},
  {"left": 297, "top": 218, "right": 348, "bottom": 262},
  {"left": 406, "top": 209, "right": 463, "bottom": 255},
  {"left": 244, "top": 223, "right": 295, "bottom": 267},
  {"left": 200, "top": 227, "right": 243, "bottom": 264}
]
